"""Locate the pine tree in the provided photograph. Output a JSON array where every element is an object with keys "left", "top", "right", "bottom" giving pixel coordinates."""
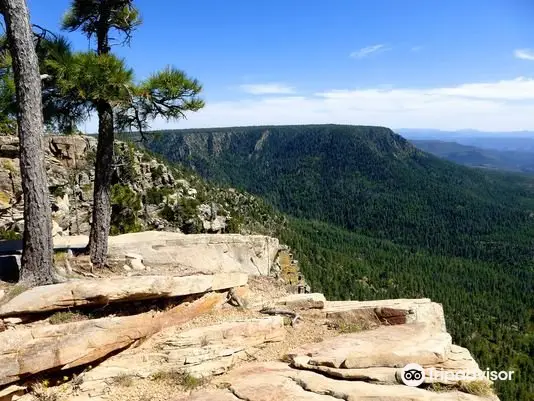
[
  {"left": 62, "top": 0, "right": 203, "bottom": 267},
  {"left": 1, "top": 0, "right": 55, "bottom": 285}
]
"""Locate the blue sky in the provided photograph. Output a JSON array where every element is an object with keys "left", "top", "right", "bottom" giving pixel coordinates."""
[{"left": 26, "top": 0, "right": 534, "bottom": 131}]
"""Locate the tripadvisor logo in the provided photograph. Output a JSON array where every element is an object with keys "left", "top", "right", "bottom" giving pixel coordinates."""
[
  {"left": 400, "top": 363, "right": 515, "bottom": 387},
  {"left": 401, "top": 363, "right": 425, "bottom": 387}
]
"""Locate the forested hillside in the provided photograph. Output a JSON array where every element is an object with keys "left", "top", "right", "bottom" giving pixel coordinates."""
[
  {"left": 139, "top": 124, "right": 534, "bottom": 400},
  {"left": 411, "top": 139, "right": 534, "bottom": 174}
]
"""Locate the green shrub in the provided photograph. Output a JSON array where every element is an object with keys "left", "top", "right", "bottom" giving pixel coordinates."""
[
  {"left": 145, "top": 187, "right": 174, "bottom": 205},
  {"left": 110, "top": 184, "right": 142, "bottom": 235},
  {"left": 0, "top": 228, "right": 21, "bottom": 240}
]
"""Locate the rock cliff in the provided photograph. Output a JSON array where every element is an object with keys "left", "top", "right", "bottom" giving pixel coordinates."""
[
  {"left": 0, "top": 134, "right": 283, "bottom": 239},
  {"left": 0, "top": 273, "right": 499, "bottom": 401}
]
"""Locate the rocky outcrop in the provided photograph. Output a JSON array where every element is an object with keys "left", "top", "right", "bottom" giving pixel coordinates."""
[
  {"left": 177, "top": 296, "right": 498, "bottom": 401},
  {"left": 0, "top": 269, "right": 498, "bottom": 401},
  {"left": 1, "top": 231, "right": 281, "bottom": 279},
  {"left": 184, "top": 362, "right": 496, "bottom": 401},
  {"left": 0, "top": 292, "right": 228, "bottom": 386},
  {"left": 0, "top": 273, "right": 247, "bottom": 317},
  {"left": 324, "top": 298, "right": 447, "bottom": 331},
  {"left": 76, "top": 316, "right": 286, "bottom": 397},
  {"left": 0, "top": 134, "right": 283, "bottom": 239}
]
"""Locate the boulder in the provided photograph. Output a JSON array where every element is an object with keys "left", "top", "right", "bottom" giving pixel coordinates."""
[
  {"left": 0, "top": 292, "right": 227, "bottom": 386},
  {"left": 0, "top": 273, "right": 248, "bottom": 317}
]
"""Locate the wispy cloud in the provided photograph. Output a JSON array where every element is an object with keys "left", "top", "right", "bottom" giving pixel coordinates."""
[
  {"left": 82, "top": 78, "right": 534, "bottom": 133},
  {"left": 350, "top": 44, "right": 390, "bottom": 59},
  {"left": 411, "top": 45, "right": 423, "bottom": 52},
  {"left": 239, "top": 83, "right": 295, "bottom": 95},
  {"left": 514, "top": 48, "right": 534, "bottom": 61}
]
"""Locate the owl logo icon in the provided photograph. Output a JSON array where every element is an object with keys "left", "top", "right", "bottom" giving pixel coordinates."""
[{"left": 401, "top": 363, "right": 425, "bottom": 387}]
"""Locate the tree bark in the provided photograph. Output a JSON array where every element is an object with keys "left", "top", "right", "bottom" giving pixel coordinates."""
[
  {"left": 87, "top": 101, "right": 114, "bottom": 267},
  {"left": 86, "top": 1, "right": 113, "bottom": 267},
  {"left": 1, "top": 0, "right": 55, "bottom": 285}
]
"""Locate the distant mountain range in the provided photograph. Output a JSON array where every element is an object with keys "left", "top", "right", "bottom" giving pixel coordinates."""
[
  {"left": 398, "top": 129, "right": 534, "bottom": 152},
  {"left": 411, "top": 139, "right": 534, "bottom": 174}
]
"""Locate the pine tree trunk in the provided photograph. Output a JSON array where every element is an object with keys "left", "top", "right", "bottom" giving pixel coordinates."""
[
  {"left": 86, "top": 3, "right": 113, "bottom": 268},
  {"left": 87, "top": 101, "right": 114, "bottom": 267},
  {"left": 1, "top": 0, "right": 55, "bottom": 285}
]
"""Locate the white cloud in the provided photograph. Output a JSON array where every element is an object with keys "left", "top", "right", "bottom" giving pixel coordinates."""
[
  {"left": 411, "top": 46, "right": 423, "bottom": 52},
  {"left": 78, "top": 77, "right": 534, "bottom": 134},
  {"left": 239, "top": 83, "right": 295, "bottom": 95},
  {"left": 350, "top": 44, "right": 390, "bottom": 59},
  {"left": 514, "top": 48, "right": 534, "bottom": 61}
]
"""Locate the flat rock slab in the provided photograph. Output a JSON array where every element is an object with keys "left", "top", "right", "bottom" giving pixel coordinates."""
[
  {"left": 325, "top": 298, "right": 446, "bottom": 332},
  {"left": 0, "top": 292, "right": 227, "bottom": 386},
  {"left": 75, "top": 316, "right": 286, "bottom": 397},
  {"left": 287, "top": 323, "right": 452, "bottom": 369},
  {"left": 0, "top": 232, "right": 279, "bottom": 276},
  {"left": 275, "top": 293, "right": 326, "bottom": 310},
  {"left": 181, "top": 362, "right": 497, "bottom": 401},
  {"left": 0, "top": 273, "right": 247, "bottom": 317}
]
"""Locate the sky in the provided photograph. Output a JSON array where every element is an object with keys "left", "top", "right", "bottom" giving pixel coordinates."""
[{"left": 24, "top": 0, "right": 534, "bottom": 132}]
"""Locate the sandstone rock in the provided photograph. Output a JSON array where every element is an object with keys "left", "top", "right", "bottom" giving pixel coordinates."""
[
  {"left": 0, "top": 290, "right": 5, "bottom": 301},
  {"left": 0, "top": 232, "right": 280, "bottom": 277},
  {"left": 0, "top": 384, "right": 25, "bottom": 401},
  {"left": 0, "top": 292, "right": 227, "bottom": 386},
  {"left": 51, "top": 220, "right": 63, "bottom": 237},
  {"left": 126, "top": 256, "right": 146, "bottom": 271},
  {"left": 287, "top": 323, "right": 452, "bottom": 369},
  {"left": 275, "top": 293, "right": 326, "bottom": 310},
  {"left": 107, "top": 232, "right": 280, "bottom": 276},
  {"left": 185, "top": 362, "right": 496, "bottom": 401},
  {"left": 325, "top": 298, "right": 447, "bottom": 332},
  {"left": 75, "top": 317, "right": 286, "bottom": 396},
  {"left": 291, "top": 355, "right": 398, "bottom": 383},
  {"left": 0, "top": 273, "right": 247, "bottom": 317},
  {"left": 2, "top": 318, "right": 22, "bottom": 325}
]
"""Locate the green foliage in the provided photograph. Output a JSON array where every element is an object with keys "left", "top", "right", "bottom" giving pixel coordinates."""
[
  {"left": 62, "top": 0, "right": 142, "bottom": 48},
  {"left": 0, "top": 228, "right": 21, "bottom": 240},
  {"left": 110, "top": 184, "right": 142, "bottom": 235},
  {"left": 115, "top": 66, "right": 204, "bottom": 134},
  {"left": 114, "top": 142, "right": 139, "bottom": 183},
  {"left": 0, "top": 35, "right": 16, "bottom": 134},
  {"left": 145, "top": 187, "right": 174, "bottom": 205},
  {"left": 158, "top": 197, "right": 202, "bottom": 234},
  {"left": 49, "top": 311, "right": 86, "bottom": 325},
  {"left": 150, "top": 370, "right": 205, "bottom": 390},
  {"left": 48, "top": 52, "right": 133, "bottom": 104},
  {"left": 144, "top": 125, "right": 534, "bottom": 400},
  {"left": 49, "top": 186, "right": 66, "bottom": 198}
]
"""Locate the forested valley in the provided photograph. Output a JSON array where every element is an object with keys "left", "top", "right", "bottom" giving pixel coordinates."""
[{"left": 141, "top": 125, "right": 534, "bottom": 400}]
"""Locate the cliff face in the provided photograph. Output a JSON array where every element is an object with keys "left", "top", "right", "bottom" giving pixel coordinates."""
[
  {"left": 0, "top": 269, "right": 499, "bottom": 401},
  {"left": 0, "top": 134, "right": 284, "bottom": 239}
]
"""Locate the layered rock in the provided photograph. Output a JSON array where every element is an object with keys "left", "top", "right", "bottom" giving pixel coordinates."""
[
  {"left": 1, "top": 232, "right": 280, "bottom": 278},
  {"left": 0, "top": 292, "right": 228, "bottom": 386},
  {"left": 324, "top": 298, "right": 447, "bottom": 331},
  {"left": 0, "top": 273, "right": 247, "bottom": 317},
  {"left": 0, "top": 134, "right": 283, "bottom": 239},
  {"left": 75, "top": 316, "right": 286, "bottom": 397},
  {"left": 184, "top": 362, "right": 497, "bottom": 401}
]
